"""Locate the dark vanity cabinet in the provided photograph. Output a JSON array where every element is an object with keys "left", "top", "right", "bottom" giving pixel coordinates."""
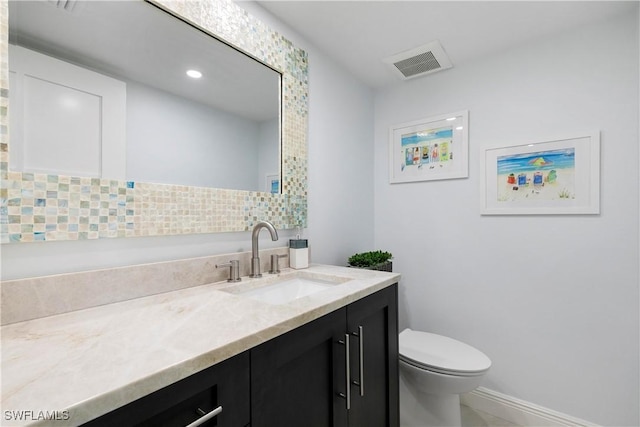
[
  {"left": 81, "top": 351, "right": 250, "bottom": 427},
  {"left": 251, "top": 308, "right": 347, "bottom": 427},
  {"left": 346, "top": 285, "right": 399, "bottom": 427},
  {"left": 84, "top": 285, "right": 397, "bottom": 427},
  {"left": 251, "top": 284, "right": 399, "bottom": 427}
]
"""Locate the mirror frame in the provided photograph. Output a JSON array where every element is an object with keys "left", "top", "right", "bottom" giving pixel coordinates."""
[{"left": 0, "top": 0, "right": 308, "bottom": 243}]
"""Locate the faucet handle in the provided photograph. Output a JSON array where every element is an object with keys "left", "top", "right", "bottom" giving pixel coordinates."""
[
  {"left": 269, "top": 254, "right": 288, "bottom": 274},
  {"left": 216, "top": 259, "right": 241, "bottom": 282}
]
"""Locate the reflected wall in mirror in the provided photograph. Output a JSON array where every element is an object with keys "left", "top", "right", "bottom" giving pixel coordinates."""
[
  {"left": 9, "top": 0, "right": 281, "bottom": 191},
  {"left": 0, "top": 0, "right": 308, "bottom": 243}
]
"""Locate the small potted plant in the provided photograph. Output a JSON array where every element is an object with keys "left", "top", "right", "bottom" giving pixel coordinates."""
[{"left": 348, "top": 250, "right": 393, "bottom": 272}]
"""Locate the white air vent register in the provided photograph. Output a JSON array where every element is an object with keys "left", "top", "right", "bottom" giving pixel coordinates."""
[{"left": 384, "top": 40, "right": 452, "bottom": 80}]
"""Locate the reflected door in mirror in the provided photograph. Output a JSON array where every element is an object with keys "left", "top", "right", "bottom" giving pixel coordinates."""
[{"left": 9, "top": 45, "right": 126, "bottom": 178}]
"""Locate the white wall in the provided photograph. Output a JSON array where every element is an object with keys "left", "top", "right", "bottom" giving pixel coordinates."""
[
  {"left": 0, "top": 3, "right": 375, "bottom": 279},
  {"left": 374, "top": 11, "right": 639, "bottom": 426},
  {"left": 238, "top": 2, "right": 376, "bottom": 267},
  {"left": 305, "top": 47, "right": 376, "bottom": 265}
]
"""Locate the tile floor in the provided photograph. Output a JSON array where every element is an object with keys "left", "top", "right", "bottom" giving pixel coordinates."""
[{"left": 461, "top": 404, "right": 521, "bottom": 427}]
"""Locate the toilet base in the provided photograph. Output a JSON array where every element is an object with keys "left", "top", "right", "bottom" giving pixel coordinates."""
[{"left": 400, "top": 373, "right": 462, "bottom": 427}]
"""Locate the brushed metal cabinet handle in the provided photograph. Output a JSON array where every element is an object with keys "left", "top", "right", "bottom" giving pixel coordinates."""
[
  {"left": 337, "top": 334, "right": 351, "bottom": 410},
  {"left": 351, "top": 326, "right": 364, "bottom": 397},
  {"left": 357, "top": 325, "right": 364, "bottom": 397},
  {"left": 185, "top": 405, "right": 222, "bottom": 427}
]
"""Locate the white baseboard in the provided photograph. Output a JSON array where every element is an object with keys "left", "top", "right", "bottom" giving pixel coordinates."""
[{"left": 460, "top": 387, "right": 599, "bottom": 427}]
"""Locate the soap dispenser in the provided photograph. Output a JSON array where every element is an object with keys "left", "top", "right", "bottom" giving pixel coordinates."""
[{"left": 289, "top": 237, "right": 309, "bottom": 269}]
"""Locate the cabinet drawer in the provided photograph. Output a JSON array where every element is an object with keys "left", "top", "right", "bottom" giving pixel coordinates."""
[
  {"left": 82, "top": 351, "right": 250, "bottom": 427},
  {"left": 134, "top": 386, "right": 219, "bottom": 427}
]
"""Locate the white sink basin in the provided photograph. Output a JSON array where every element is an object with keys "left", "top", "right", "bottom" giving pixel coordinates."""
[{"left": 225, "top": 273, "right": 352, "bottom": 305}]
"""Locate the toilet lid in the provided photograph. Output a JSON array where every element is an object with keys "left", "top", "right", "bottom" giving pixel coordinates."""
[{"left": 399, "top": 329, "right": 491, "bottom": 376}]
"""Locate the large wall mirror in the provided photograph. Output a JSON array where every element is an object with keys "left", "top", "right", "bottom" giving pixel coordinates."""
[{"left": 0, "top": 0, "right": 308, "bottom": 243}]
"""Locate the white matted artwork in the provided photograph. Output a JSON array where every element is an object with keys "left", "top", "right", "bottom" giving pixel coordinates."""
[
  {"left": 480, "top": 131, "right": 600, "bottom": 215},
  {"left": 389, "top": 110, "right": 469, "bottom": 183},
  {"left": 266, "top": 173, "right": 280, "bottom": 194}
]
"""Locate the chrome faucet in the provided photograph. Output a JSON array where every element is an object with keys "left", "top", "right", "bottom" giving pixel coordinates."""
[{"left": 250, "top": 221, "right": 279, "bottom": 278}]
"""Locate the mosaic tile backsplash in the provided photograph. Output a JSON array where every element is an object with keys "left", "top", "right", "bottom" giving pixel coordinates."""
[{"left": 0, "top": 0, "right": 308, "bottom": 244}]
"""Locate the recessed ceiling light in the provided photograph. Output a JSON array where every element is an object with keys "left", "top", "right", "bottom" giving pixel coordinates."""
[
  {"left": 186, "top": 69, "right": 202, "bottom": 79},
  {"left": 446, "top": 117, "right": 456, "bottom": 121}
]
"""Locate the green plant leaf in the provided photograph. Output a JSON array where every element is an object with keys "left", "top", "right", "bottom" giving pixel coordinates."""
[{"left": 348, "top": 250, "right": 392, "bottom": 267}]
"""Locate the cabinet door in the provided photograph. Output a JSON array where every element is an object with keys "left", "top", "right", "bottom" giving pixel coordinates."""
[
  {"left": 82, "top": 351, "right": 250, "bottom": 427},
  {"left": 251, "top": 308, "right": 348, "bottom": 427},
  {"left": 347, "top": 284, "right": 399, "bottom": 427}
]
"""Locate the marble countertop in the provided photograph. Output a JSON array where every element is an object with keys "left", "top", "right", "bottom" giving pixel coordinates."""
[{"left": 1, "top": 264, "right": 400, "bottom": 426}]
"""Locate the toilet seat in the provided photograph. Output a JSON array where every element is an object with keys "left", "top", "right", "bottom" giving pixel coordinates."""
[{"left": 399, "top": 329, "right": 491, "bottom": 377}]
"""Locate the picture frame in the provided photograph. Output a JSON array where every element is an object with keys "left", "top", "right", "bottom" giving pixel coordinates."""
[
  {"left": 389, "top": 110, "right": 469, "bottom": 183},
  {"left": 265, "top": 173, "right": 280, "bottom": 194},
  {"left": 480, "top": 131, "right": 600, "bottom": 215}
]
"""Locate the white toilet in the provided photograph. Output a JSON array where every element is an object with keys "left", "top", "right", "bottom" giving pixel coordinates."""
[{"left": 399, "top": 328, "right": 491, "bottom": 427}]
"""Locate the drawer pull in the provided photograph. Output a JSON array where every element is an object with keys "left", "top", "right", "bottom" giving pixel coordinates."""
[
  {"left": 186, "top": 405, "right": 222, "bottom": 427},
  {"left": 337, "top": 334, "right": 351, "bottom": 410}
]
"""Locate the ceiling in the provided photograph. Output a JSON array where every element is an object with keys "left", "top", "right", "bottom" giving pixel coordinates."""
[{"left": 254, "top": 1, "right": 638, "bottom": 89}]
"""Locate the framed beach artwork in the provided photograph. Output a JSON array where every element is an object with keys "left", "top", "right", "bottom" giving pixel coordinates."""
[
  {"left": 389, "top": 111, "right": 469, "bottom": 183},
  {"left": 480, "top": 132, "right": 600, "bottom": 215},
  {"left": 265, "top": 174, "right": 280, "bottom": 194}
]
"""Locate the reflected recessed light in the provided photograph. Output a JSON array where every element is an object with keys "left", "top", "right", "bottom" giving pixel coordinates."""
[
  {"left": 446, "top": 117, "right": 456, "bottom": 121},
  {"left": 456, "top": 126, "right": 463, "bottom": 130},
  {"left": 186, "top": 69, "right": 202, "bottom": 79}
]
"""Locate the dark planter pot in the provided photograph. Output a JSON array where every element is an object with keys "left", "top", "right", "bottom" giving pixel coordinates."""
[{"left": 349, "top": 261, "right": 392, "bottom": 272}]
